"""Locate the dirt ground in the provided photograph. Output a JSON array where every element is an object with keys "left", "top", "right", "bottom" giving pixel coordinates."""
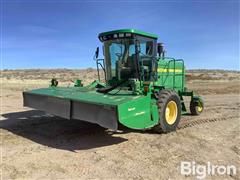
[{"left": 1, "top": 70, "right": 240, "bottom": 179}]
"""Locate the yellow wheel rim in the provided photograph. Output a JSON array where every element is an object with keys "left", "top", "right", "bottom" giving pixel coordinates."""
[
  {"left": 165, "top": 101, "right": 178, "bottom": 125},
  {"left": 197, "top": 103, "right": 203, "bottom": 112}
]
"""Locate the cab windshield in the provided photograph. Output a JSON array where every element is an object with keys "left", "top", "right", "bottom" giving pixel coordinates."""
[{"left": 104, "top": 37, "right": 155, "bottom": 83}]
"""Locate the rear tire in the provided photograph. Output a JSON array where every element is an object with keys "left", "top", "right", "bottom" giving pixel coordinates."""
[
  {"left": 153, "top": 90, "right": 181, "bottom": 133},
  {"left": 190, "top": 98, "right": 204, "bottom": 115}
]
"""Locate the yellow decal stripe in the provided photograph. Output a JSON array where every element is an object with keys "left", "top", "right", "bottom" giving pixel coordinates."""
[{"left": 158, "top": 68, "right": 183, "bottom": 73}]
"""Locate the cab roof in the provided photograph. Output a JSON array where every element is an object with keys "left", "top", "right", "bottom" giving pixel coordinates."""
[{"left": 98, "top": 29, "right": 158, "bottom": 41}]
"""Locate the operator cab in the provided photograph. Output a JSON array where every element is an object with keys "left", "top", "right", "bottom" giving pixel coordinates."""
[{"left": 98, "top": 29, "right": 158, "bottom": 86}]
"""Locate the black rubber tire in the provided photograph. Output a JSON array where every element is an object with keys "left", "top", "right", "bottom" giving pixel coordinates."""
[
  {"left": 153, "top": 89, "right": 181, "bottom": 133},
  {"left": 190, "top": 98, "right": 204, "bottom": 115}
]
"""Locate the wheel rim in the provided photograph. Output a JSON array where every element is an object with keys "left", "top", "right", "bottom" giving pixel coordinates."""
[
  {"left": 197, "top": 102, "right": 203, "bottom": 112},
  {"left": 165, "top": 101, "right": 178, "bottom": 125}
]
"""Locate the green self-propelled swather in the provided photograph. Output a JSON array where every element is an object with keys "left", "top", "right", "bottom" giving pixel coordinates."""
[{"left": 23, "top": 29, "right": 204, "bottom": 133}]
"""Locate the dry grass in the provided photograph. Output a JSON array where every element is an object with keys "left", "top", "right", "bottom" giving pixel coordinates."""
[
  {"left": 1, "top": 69, "right": 239, "bottom": 94},
  {"left": 2, "top": 69, "right": 239, "bottom": 81},
  {"left": 1, "top": 68, "right": 101, "bottom": 84},
  {"left": 186, "top": 70, "right": 239, "bottom": 81}
]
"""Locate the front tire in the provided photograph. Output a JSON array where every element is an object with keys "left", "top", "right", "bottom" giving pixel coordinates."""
[{"left": 153, "top": 90, "right": 181, "bottom": 133}]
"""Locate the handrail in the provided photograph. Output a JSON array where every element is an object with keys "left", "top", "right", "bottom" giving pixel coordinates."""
[
  {"left": 158, "top": 57, "right": 185, "bottom": 91},
  {"left": 96, "top": 59, "right": 106, "bottom": 82},
  {"left": 168, "top": 59, "right": 184, "bottom": 91}
]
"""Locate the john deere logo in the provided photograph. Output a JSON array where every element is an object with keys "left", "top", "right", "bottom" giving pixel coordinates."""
[
  {"left": 158, "top": 68, "right": 182, "bottom": 73},
  {"left": 128, "top": 107, "right": 135, "bottom": 111}
]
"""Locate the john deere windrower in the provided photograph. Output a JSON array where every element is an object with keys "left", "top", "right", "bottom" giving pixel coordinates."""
[{"left": 23, "top": 29, "right": 204, "bottom": 133}]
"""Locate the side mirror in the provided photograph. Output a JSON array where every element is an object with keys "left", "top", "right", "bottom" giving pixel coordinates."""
[
  {"left": 157, "top": 43, "right": 165, "bottom": 58},
  {"left": 95, "top": 47, "right": 99, "bottom": 59}
]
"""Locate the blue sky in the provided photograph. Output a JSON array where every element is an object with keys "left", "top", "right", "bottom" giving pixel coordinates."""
[{"left": 1, "top": 0, "right": 239, "bottom": 70}]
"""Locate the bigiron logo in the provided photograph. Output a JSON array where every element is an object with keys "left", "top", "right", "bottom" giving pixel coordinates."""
[{"left": 180, "top": 161, "right": 237, "bottom": 179}]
